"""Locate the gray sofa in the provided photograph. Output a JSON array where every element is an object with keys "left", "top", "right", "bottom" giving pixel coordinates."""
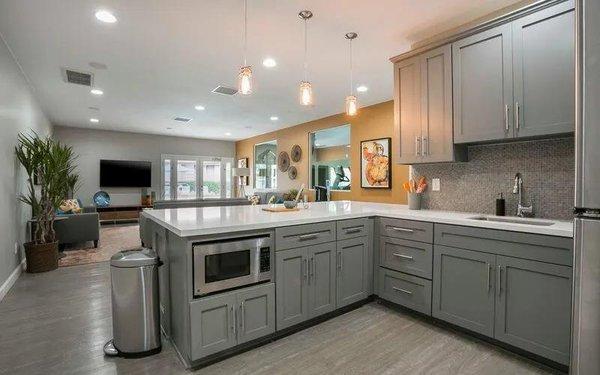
[
  {"left": 252, "top": 191, "right": 285, "bottom": 204},
  {"left": 54, "top": 207, "right": 100, "bottom": 250},
  {"left": 140, "top": 198, "right": 251, "bottom": 248}
]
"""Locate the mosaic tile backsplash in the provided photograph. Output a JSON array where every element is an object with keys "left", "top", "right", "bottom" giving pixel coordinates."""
[{"left": 410, "top": 138, "right": 575, "bottom": 220}]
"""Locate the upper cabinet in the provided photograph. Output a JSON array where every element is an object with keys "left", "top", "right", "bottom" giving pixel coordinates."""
[
  {"left": 392, "top": 0, "right": 575, "bottom": 160},
  {"left": 454, "top": 0, "right": 575, "bottom": 144},
  {"left": 394, "top": 45, "right": 467, "bottom": 164}
]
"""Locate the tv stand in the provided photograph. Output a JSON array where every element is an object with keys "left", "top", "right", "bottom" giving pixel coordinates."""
[{"left": 97, "top": 204, "right": 153, "bottom": 225}]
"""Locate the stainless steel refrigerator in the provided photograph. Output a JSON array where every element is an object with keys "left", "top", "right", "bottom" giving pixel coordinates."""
[{"left": 571, "top": 0, "right": 600, "bottom": 373}]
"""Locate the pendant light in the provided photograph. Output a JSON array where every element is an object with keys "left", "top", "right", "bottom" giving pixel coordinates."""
[
  {"left": 299, "top": 10, "right": 313, "bottom": 106},
  {"left": 345, "top": 32, "right": 358, "bottom": 116},
  {"left": 238, "top": 0, "right": 252, "bottom": 95}
]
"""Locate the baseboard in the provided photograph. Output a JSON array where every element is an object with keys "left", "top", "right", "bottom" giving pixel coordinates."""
[{"left": 0, "top": 259, "right": 25, "bottom": 302}]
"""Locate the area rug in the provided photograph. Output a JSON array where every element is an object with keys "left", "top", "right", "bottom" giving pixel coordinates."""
[{"left": 59, "top": 224, "right": 141, "bottom": 267}]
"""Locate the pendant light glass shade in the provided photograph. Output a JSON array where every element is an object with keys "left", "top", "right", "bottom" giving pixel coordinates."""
[
  {"left": 238, "top": 66, "right": 253, "bottom": 95},
  {"left": 300, "top": 81, "right": 313, "bottom": 106},
  {"left": 345, "top": 95, "right": 357, "bottom": 116}
]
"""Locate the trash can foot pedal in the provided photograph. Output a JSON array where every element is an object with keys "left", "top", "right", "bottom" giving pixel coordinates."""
[{"left": 103, "top": 339, "right": 119, "bottom": 356}]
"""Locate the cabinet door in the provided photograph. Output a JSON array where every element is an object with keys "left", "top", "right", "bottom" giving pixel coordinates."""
[
  {"left": 453, "top": 24, "right": 513, "bottom": 143},
  {"left": 276, "top": 247, "right": 309, "bottom": 330},
  {"left": 190, "top": 292, "right": 237, "bottom": 360},
  {"left": 495, "top": 256, "right": 572, "bottom": 365},
  {"left": 432, "top": 245, "right": 496, "bottom": 337},
  {"left": 236, "top": 283, "right": 275, "bottom": 345},
  {"left": 394, "top": 55, "right": 422, "bottom": 164},
  {"left": 308, "top": 242, "right": 336, "bottom": 318},
  {"left": 512, "top": 1, "right": 575, "bottom": 138},
  {"left": 336, "top": 237, "right": 370, "bottom": 308},
  {"left": 420, "top": 45, "right": 464, "bottom": 162}
]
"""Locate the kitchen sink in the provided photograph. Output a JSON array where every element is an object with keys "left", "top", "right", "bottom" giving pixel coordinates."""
[{"left": 467, "top": 216, "right": 555, "bottom": 226}]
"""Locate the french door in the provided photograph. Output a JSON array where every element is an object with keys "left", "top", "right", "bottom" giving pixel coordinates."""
[{"left": 161, "top": 155, "right": 233, "bottom": 200}]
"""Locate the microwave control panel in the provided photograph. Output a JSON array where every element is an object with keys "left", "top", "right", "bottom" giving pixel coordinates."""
[{"left": 260, "top": 247, "right": 271, "bottom": 273}]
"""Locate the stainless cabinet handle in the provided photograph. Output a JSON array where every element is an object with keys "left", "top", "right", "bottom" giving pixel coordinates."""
[
  {"left": 392, "top": 286, "right": 412, "bottom": 295},
  {"left": 339, "top": 251, "right": 343, "bottom": 271},
  {"left": 311, "top": 257, "right": 315, "bottom": 280},
  {"left": 231, "top": 305, "right": 236, "bottom": 337},
  {"left": 504, "top": 105, "right": 510, "bottom": 132},
  {"left": 344, "top": 227, "right": 362, "bottom": 234},
  {"left": 497, "top": 265, "right": 502, "bottom": 297},
  {"left": 303, "top": 258, "right": 308, "bottom": 280},
  {"left": 486, "top": 263, "right": 491, "bottom": 292},
  {"left": 392, "top": 253, "right": 413, "bottom": 260},
  {"left": 337, "top": 252, "right": 342, "bottom": 270},
  {"left": 422, "top": 137, "right": 428, "bottom": 156},
  {"left": 299, "top": 233, "right": 318, "bottom": 241},
  {"left": 515, "top": 102, "right": 520, "bottom": 130},
  {"left": 415, "top": 136, "right": 422, "bottom": 156},
  {"left": 240, "top": 302, "right": 244, "bottom": 333},
  {"left": 391, "top": 227, "right": 414, "bottom": 233}
]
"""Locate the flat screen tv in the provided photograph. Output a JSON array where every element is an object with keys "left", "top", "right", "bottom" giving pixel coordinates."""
[{"left": 100, "top": 160, "right": 151, "bottom": 188}]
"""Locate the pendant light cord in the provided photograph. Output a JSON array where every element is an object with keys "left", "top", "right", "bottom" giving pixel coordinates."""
[
  {"left": 349, "top": 38, "right": 353, "bottom": 95},
  {"left": 303, "top": 18, "right": 308, "bottom": 81},
  {"left": 243, "top": 0, "right": 248, "bottom": 66}
]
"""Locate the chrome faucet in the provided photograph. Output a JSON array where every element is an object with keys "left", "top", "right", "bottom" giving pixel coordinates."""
[{"left": 512, "top": 173, "right": 534, "bottom": 217}]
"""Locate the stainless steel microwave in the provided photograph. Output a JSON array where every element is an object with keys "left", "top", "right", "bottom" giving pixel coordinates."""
[{"left": 192, "top": 235, "right": 273, "bottom": 297}]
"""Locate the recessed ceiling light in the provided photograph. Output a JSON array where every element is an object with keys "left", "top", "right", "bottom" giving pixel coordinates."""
[
  {"left": 270, "top": 116, "right": 279, "bottom": 121},
  {"left": 95, "top": 10, "right": 117, "bottom": 23},
  {"left": 194, "top": 105, "right": 205, "bottom": 111},
  {"left": 225, "top": 132, "right": 232, "bottom": 136},
  {"left": 90, "top": 88, "right": 103, "bottom": 96},
  {"left": 262, "top": 58, "right": 277, "bottom": 68},
  {"left": 90, "top": 118, "right": 99, "bottom": 123},
  {"left": 356, "top": 85, "right": 368, "bottom": 93}
]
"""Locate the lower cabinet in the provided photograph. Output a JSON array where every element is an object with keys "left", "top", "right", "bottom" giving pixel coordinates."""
[
  {"left": 378, "top": 267, "right": 432, "bottom": 315},
  {"left": 337, "top": 237, "right": 371, "bottom": 308},
  {"left": 190, "top": 283, "right": 275, "bottom": 360},
  {"left": 432, "top": 245, "right": 572, "bottom": 365},
  {"left": 276, "top": 243, "right": 336, "bottom": 330}
]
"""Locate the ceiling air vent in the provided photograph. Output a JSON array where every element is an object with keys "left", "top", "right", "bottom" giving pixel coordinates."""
[
  {"left": 212, "top": 85, "right": 238, "bottom": 96},
  {"left": 62, "top": 68, "right": 93, "bottom": 86},
  {"left": 173, "top": 117, "right": 192, "bottom": 123}
]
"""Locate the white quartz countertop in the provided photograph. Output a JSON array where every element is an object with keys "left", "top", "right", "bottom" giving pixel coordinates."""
[{"left": 142, "top": 201, "right": 573, "bottom": 238}]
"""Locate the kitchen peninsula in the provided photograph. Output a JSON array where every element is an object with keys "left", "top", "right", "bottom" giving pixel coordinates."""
[{"left": 143, "top": 201, "right": 573, "bottom": 369}]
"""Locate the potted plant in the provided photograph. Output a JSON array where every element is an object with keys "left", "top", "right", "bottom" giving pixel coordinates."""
[{"left": 15, "top": 133, "right": 78, "bottom": 272}]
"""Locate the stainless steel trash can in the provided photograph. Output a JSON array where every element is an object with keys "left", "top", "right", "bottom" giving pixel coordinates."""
[{"left": 104, "top": 248, "right": 161, "bottom": 357}]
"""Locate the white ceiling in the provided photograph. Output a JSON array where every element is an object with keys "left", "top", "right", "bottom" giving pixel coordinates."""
[{"left": 0, "top": 0, "right": 519, "bottom": 141}]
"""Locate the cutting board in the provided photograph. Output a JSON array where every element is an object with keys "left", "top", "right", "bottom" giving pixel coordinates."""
[{"left": 262, "top": 206, "right": 300, "bottom": 213}]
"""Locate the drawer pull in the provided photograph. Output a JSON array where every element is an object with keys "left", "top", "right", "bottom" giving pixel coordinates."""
[
  {"left": 391, "top": 227, "right": 414, "bottom": 233},
  {"left": 344, "top": 227, "right": 362, "bottom": 234},
  {"left": 392, "top": 286, "right": 413, "bottom": 295},
  {"left": 392, "top": 253, "right": 413, "bottom": 260},
  {"left": 298, "top": 233, "right": 318, "bottom": 241}
]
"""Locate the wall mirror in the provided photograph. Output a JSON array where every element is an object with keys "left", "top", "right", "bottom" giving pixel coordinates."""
[
  {"left": 254, "top": 140, "right": 278, "bottom": 189},
  {"left": 309, "top": 125, "right": 351, "bottom": 191}
]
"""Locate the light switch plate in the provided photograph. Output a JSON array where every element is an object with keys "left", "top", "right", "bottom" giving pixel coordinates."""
[
  {"left": 14, "top": 242, "right": 19, "bottom": 254},
  {"left": 432, "top": 178, "right": 441, "bottom": 191}
]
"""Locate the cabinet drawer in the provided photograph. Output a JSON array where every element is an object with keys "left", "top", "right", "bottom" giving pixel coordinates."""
[
  {"left": 378, "top": 268, "right": 432, "bottom": 315},
  {"left": 380, "top": 217, "right": 433, "bottom": 243},
  {"left": 276, "top": 222, "right": 336, "bottom": 251},
  {"left": 434, "top": 224, "right": 573, "bottom": 266},
  {"left": 337, "top": 218, "right": 371, "bottom": 240},
  {"left": 380, "top": 237, "right": 433, "bottom": 279}
]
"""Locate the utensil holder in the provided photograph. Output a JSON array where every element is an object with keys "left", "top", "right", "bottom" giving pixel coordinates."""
[{"left": 408, "top": 193, "right": 422, "bottom": 210}]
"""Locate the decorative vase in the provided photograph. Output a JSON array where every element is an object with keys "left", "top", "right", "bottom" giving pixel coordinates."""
[
  {"left": 283, "top": 200, "right": 298, "bottom": 209},
  {"left": 408, "top": 193, "right": 422, "bottom": 210},
  {"left": 24, "top": 241, "right": 59, "bottom": 273}
]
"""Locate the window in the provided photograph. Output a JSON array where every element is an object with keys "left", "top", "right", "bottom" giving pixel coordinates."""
[
  {"left": 309, "top": 125, "right": 351, "bottom": 191},
  {"left": 254, "top": 140, "right": 277, "bottom": 189},
  {"left": 161, "top": 155, "right": 234, "bottom": 200}
]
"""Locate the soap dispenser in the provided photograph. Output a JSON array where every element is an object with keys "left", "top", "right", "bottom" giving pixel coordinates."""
[{"left": 496, "top": 193, "right": 506, "bottom": 216}]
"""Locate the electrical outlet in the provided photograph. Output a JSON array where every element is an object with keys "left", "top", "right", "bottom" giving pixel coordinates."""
[
  {"left": 432, "top": 178, "right": 441, "bottom": 191},
  {"left": 14, "top": 242, "right": 19, "bottom": 255}
]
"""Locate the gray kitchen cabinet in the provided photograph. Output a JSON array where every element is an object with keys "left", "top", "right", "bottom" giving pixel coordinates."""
[
  {"left": 308, "top": 242, "right": 337, "bottom": 318},
  {"left": 190, "top": 292, "right": 237, "bottom": 359},
  {"left": 495, "top": 256, "right": 572, "bottom": 365},
  {"left": 394, "top": 45, "right": 466, "bottom": 164},
  {"left": 236, "top": 283, "right": 275, "bottom": 345},
  {"left": 336, "top": 237, "right": 370, "bottom": 308},
  {"left": 380, "top": 237, "right": 433, "bottom": 279},
  {"left": 276, "top": 247, "right": 309, "bottom": 330},
  {"left": 378, "top": 267, "right": 432, "bottom": 315},
  {"left": 432, "top": 245, "right": 496, "bottom": 337},
  {"left": 512, "top": 1, "right": 575, "bottom": 138},
  {"left": 453, "top": 23, "right": 513, "bottom": 143}
]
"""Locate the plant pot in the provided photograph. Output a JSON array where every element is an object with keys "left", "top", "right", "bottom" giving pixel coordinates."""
[{"left": 24, "top": 241, "right": 59, "bottom": 273}]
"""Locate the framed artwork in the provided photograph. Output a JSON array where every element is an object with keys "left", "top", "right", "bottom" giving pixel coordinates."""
[
  {"left": 360, "top": 137, "right": 391, "bottom": 189},
  {"left": 237, "top": 157, "right": 249, "bottom": 185}
]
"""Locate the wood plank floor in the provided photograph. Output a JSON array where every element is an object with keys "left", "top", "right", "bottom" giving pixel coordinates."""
[{"left": 0, "top": 262, "right": 559, "bottom": 375}]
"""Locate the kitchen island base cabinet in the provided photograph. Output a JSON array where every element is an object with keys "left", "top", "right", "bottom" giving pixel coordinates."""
[
  {"left": 432, "top": 245, "right": 496, "bottom": 337},
  {"left": 189, "top": 283, "right": 275, "bottom": 360},
  {"left": 336, "top": 237, "right": 371, "bottom": 309}
]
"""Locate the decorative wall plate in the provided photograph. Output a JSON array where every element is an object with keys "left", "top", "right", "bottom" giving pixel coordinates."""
[
  {"left": 278, "top": 151, "right": 290, "bottom": 172},
  {"left": 93, "top": 191, "right": 111, "bottom": 207},
  {"left": 288, "top": 166, "right": 298, "bottom": 180},
  {"left": 291, "top": 144, "right": 302, "bottom": 162}
]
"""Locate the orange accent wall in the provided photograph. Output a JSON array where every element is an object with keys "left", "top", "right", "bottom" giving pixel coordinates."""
[{"left": 235, "top": 100, "right": 409, "bottom": 204}]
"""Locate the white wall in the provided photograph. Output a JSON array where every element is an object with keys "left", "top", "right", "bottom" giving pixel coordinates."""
[
  {"left": 53, "top": 126, "right": 235, "bottom": 205},
  {"left": 0, "top": 35, "right": 53, "bottom": 291}
]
